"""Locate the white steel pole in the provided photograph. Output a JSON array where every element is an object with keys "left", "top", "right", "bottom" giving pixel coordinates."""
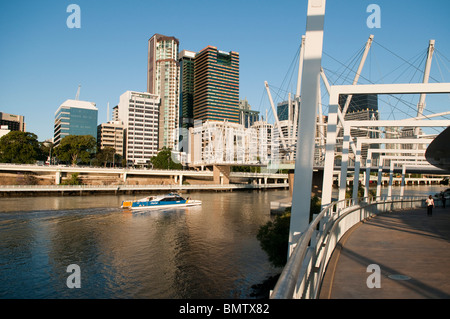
[
  {"left": 289, "top": 0, "right": 326, "bottom": 255},
  {"left": 339, "top": 125, "right": 351, "bottom": 201},
  {"left": 265, "top": 81, "right": 288, "bottom": 150},
  {"left": 352, "top": 140, "right": 362, "bottom": 201},
  {"left": 341, "top": 35, "right": 374, "bottom": 116},
  {"left": 417, "top": 40, "right": 435, "bottom": 118},
  {"left": 376, "top": 159, "right": 383, "bottom": 198},
  {"left": 321, "top": 104, "right": 338, "bottom": 208},
  {"left": 296, "top": 35, "right": 306, "bottom": 99},
  {"left": 292, "top": 35, "right": 306, "bottom": 150},
  {"left": 388, "top": 161, "right": 394, "bottom": 199},
  {"left": 365, "top": 156, "right": 372, "bottom": 198},
  {"left": 400, "top": 165, "right": 406, "bottom": 197}
]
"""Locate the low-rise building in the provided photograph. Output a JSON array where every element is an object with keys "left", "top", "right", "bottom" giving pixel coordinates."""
[{"left": 97, "top": 121, "right": 125, "bottom": 156}]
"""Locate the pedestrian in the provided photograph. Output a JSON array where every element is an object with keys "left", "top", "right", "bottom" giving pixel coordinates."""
[
  {"left": 441, "top": 192, "right": 446, "bottom": 208},
  {"left": 426, "top": 195, "right": 435, "bottom": 216}
]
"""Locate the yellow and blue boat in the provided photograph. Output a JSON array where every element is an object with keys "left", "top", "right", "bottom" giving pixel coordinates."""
[{"left": 121, "top": 193, "right": 202, "bottom": 210}]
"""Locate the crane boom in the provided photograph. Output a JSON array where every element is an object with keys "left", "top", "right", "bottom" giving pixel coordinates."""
[{"left": 75, "top": 85, "right": 81, "bottom": 100}]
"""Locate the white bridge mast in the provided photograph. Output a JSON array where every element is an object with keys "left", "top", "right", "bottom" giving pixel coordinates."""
[{"left": 289, "top": 0, "right": 327, "bottom": 255}]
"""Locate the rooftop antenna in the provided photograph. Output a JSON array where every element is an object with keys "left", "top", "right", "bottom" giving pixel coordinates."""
[{"left": 75, "top": 85, "right": 81, "bottom": 100}]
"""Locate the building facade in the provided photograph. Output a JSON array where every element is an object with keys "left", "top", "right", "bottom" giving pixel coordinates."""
[
  {"left": 117, "top": 91, "right": 160, "bottom": 166},
  {"left": 339, "top": 94, "right": 379, "bottom": 161},
  {"left": 179, "top": 50, "right": 196, "bottom": 129},
  {"left": 97, "top": 121, "right": 125, "bottom": 157},
  {"left": 277, "top": 100, "right": 297, "bottom": 122},
  {"left": 193, "top": 46, "right": 239, "bottom": 123},
  {"left": 239, "top": 98, "right": 259, "bottom": 128},
  {"left": 147, "top": 33, "right": 180, "bottom": 150},
  {"left": 0, "top": 112, "right": 25, "bottom": 132},
  {"left": 53, "top": 100, "right": 98, "bottom": 147}
]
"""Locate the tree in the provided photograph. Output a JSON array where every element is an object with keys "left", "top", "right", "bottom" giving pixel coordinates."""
[
  {"left": 95, "top": 147, "right": 117, "bottom": 167},
  {"left": 61, "top": 172, "right": 82, "bottom": 185},
  {"left": 256, "top": 212, "right": 291, "bottom": 268},
  {"left": 256, "top": 196, "right": 322, "bottom": 268},
  {"left": 150, "top": 147, "right": 182, "bottom": 170},
  {"left": 0, "top": 131, "right": 44, "bottom": 163},
  {"left": 54, "top": 135, "right": 97, "bottom": 166}
]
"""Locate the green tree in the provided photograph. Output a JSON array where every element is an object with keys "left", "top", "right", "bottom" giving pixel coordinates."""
[
  {"left": 256, "top": 196, "right": 322, "bottom": 268},
  {"left": 0, "top": 131, "right": 44, "bottom": 163},
  {"left": 95, "top": 147, "right": 117, "bottom": 167},
  {"left": 345, "top": 184, "right": 376, "bottom": 199},
  {"left": 257, "top": 212, "right": 291, "bottom": 267},
  {"left": 54, "top": 135, "right": 97, "bottom": 166},
  {"left": 150, "top": 147, "right": 183, "bottom": 170},
  {"left": 61, "top": 172, "right": 82, "bottom": 185},
  {"left": 231, "top": 165, "right": 261, "bottom": 173}
]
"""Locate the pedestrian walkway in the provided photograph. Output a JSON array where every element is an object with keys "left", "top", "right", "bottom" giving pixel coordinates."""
[{"left": 319, "top": 205, "right": 450, "bottom": 299}]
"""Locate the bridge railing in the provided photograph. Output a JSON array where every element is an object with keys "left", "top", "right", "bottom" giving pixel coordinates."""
[{"left": 270, "top": 195, "right": 426, "bottom": 299}]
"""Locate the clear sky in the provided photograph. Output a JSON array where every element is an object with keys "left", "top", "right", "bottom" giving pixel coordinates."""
[{"left": 1, "top": 0, "right": 449, "bottom": 141}]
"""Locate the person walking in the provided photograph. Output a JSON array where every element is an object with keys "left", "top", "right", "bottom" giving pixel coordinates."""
[
  {"left": 441, "top": 192, "right": 446, "bottom": 208},
  {"left": 426, "top": 195, "right": 435, "bottom": 216}
]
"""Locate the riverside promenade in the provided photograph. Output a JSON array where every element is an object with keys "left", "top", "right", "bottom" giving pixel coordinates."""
[{"left": 319, "top": 205, "right": 450, "bottom": 299}]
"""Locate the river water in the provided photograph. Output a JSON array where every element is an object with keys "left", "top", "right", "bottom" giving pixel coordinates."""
[
  {"left": 0, "top": 190, "right": 287, "bottom": 299},
  {"left": 0, "top": 185, "right": 446, "bottom": 299}
]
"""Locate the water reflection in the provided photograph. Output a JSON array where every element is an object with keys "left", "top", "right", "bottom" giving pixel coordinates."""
[
  {"left": 0, "top": 191, "right": 284, "bottom": 299},
  {"left": 0, "top": 185, "right": 445, "bottom": 299}
]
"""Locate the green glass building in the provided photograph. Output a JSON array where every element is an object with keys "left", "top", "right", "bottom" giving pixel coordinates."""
[
  {"left": 54, "top": 99, "right": 98, "bottom": 146},
  {"left": 179, "top": 50, "right": 196, "bottom": 129}
]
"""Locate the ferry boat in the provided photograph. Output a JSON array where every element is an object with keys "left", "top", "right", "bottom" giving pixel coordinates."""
[{"left": 121, "top": 193, "right": 202, "bottom": 210}]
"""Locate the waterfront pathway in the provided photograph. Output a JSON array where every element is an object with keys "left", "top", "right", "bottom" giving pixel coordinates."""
[{"left": 319, "top": 205, "right": 450, "bottom": 299}]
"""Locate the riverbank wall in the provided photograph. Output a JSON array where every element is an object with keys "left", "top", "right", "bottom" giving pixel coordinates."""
[{"left": 0, "top": 183, "right": 289, "bottom": 197}]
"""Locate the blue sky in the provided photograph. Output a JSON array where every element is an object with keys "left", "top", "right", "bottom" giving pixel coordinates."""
[{"left": 0, "top": 0, "right": 449, "bottom": 141}]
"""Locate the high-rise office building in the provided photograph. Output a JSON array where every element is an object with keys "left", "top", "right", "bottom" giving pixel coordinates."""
[
  {"left": 277, "top": 100, "right": 297, "bottom": 122},
  {"left": 53, "top": 100, "right": 98, "bottom": 147},
  {"left": 339, "top": 94, "right": 379, "bottom": 160},
  {"left": 239, "top": 98, "right": 259, "bottom": 128},
  {"left": 179, "top": 50, "right": 196, "bottom": 129},
  {"left": 117, "top": 91, "right": 160, "bottom": 166},
  {"left": 339, "top": 94, "right": 378, "bottom": 114},
  {"left": 193, "top": 46, "right": 239, "bottom": 123},
  {"left": 147, "top": 33, "right": 180, "bottom": 150}
]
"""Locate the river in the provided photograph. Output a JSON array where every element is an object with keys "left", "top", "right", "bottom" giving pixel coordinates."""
[{"left": 0, "top": 185, "right": 446, "bottom": 299}]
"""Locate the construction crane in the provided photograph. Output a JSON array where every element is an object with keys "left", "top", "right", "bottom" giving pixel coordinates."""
[{"left": 75, "top": 85, "right": 81, "bottom": 100}]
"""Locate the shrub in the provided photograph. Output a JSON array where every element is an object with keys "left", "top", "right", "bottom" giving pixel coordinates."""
[{"left": 256, "top": 196, "right": 322, "bottom": 268}]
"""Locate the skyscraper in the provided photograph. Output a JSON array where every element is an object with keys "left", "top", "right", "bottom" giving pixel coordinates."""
[
  {"left": 339, "top": 94, "right": 379, "bottom": 160},
  {"left": 179, "top": 50, "right": 196, "bottom": 129},
  {"left": 239, "top": 98, "right": 259, "bottom": 128},
  {"left": 193, "top": 46, "right": 239, "bottom": 123},
  {"left": 147, "top": 34, "right": 180, "bottom": 150},
  {"left": 53, "top": 99, "right": 98, "bottom": 147}
]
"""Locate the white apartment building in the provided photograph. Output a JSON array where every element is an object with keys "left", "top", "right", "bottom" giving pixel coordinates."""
[
  {"left": 188, "top": 120, "right": 276, "bottom": 167},
  {"left": 117, "top": 91, "right": 160, "bottom": 166},
  {"left": 147, "top": 34, "right": 180, "bottom": 150}
]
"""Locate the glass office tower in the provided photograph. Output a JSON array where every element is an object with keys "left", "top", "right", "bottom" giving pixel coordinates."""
[
  {"left": 179, "top": 50, "right": 196, "bottom": 129},
  {"left": 53, "top": 99, "right": 98, "bottom": 146}
]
